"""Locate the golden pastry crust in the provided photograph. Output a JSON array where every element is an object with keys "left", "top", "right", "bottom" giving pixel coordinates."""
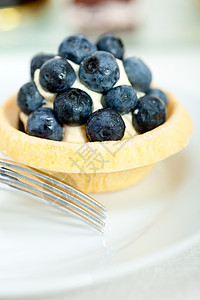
[{"left": 0, "top": 93, "right": 193, "bottom": 192}]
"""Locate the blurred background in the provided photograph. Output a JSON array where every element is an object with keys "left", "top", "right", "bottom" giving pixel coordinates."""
[{"left": 0, "top": 0, "right": 200, "bottom": 54}]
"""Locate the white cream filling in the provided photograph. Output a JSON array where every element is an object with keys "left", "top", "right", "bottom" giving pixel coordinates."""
[
  {"left": 34, "top": 69, "right": 56, "bottom": 103},
  {"left": 22, "top": 58, "right": 140, "bottom": 143}
]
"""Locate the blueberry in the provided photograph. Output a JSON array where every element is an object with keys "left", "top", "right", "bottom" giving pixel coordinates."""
[
  {"left": 101, "top": 85, "right": 138, "bottom": 114},
  {"left": 30, "top": 53, "right": 54, "bottom": 80},
  {"left": 132, "top": 95, "right": 166, "bottom": 134},
  {"left": 97, "top": 33, "right": 124, "bottom": 60},
  {"left": 27, "top": 107, "right": 63, "bottom": 141},
  {"left": 58, "top": 35, "right": 97, "bottom": 64},
  {"left": 53, "top": 88, "right": 93, "bottom": 126},
  {"left": 17, "top": 82, "right": 45, "bottom": 115},
  {"left": 146, "top": 88, "right": 168, "bottom": 106},
  {"left": 39, "top": 58, "right": 76, "bottom": 93},
  {"left": 79, "top": 51, "right": 119, "bottom": 93},
  {"left": 85, "top": 108, "right": 125, "bottom": 142},
  {"left": 123, "top": 57, "right": 152, "bottom": 92}
]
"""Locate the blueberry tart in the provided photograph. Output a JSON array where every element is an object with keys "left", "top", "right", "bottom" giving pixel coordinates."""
[{"left": 0, "top": 34, "right": 193, "bottom": 193}]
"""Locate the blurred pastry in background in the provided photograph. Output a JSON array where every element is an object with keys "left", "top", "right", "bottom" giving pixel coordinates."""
[{"left": 69, "top": 0, "right": 147, "bottom": 31}]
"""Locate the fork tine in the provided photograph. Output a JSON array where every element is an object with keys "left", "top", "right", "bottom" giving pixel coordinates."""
[
  {"left": 0, "top": 166, "right": 106, "bottom": 220},
  {"left": 0, "top": 159, "right": 106, "bottom": 213},
  {"left": 0, "top": 171, "right": 105, "bottom": 233}
]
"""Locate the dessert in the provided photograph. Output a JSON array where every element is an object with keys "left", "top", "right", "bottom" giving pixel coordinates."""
[
  {"left": 0, "top": 33, "right": 193, "bottom": 193},
  {"left": 69, "top": 0, "right": 146, "bottom": 31}
]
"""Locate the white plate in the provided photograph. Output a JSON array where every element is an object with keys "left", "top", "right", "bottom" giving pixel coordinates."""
[{"left": 0, "top": 53, "right": 200, "bottom": 299}]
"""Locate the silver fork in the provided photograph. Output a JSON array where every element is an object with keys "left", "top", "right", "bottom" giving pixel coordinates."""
[{"left": 0, "top": 158, "right": 106, "bottom": 233}]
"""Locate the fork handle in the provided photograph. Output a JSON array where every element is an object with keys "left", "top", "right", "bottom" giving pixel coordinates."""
[
  {"left": 0, "top": 174, "right": 54, "bottom": 206},
  {"left": 0, "top": 173, "right": 104, "bottom": 233}
]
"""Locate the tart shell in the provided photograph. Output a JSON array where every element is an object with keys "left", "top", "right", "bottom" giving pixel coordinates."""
[{"left": 0, "top": 94, "right": 193, "bottom": 193}]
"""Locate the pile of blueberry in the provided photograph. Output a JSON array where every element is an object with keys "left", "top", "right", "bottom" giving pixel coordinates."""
[{"left": 17, "top": 33, "right": 167, "bottom": 142}]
